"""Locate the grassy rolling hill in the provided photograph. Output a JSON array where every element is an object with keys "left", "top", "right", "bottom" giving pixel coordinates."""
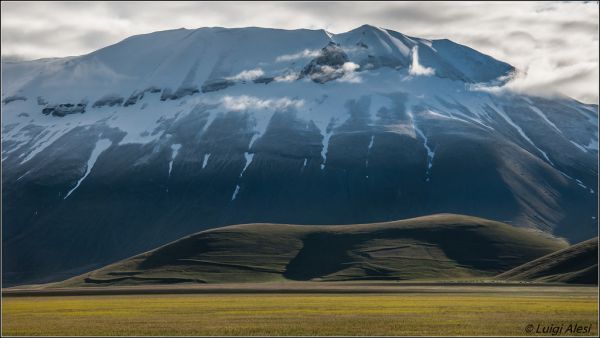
[
  {"left": 497, "top": 237, "right": 598, "bottom": 284},
  {"left": 59, "top": 214, "right": 567, "bottom": 287}
]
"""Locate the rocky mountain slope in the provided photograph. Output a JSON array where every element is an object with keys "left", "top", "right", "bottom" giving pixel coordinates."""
[{"left": 2, "top": 25, "right": 598, "bottom": 286}]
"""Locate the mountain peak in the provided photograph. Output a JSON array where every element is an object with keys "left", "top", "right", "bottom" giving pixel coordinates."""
[
  {"left": 355, "top": 23, "right": 385, "bottom": 31},
  {"left": 1, "top": 24, "right": 597, "bottom": 287},
  {"left": 1, "top": 24, "right": 517, "bottom": 105}
]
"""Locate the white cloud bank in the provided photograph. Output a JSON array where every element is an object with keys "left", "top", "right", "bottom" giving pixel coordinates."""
[
  {"left": 276, "top": 49, "right": 321, "bottom": 62},
  {"left": 1, "top": 1, "right": 598, "bottom": 103},
  {"left": 221, "top": 95, "right": 304, "bottom": 111},
  {"left": 409, "top": 46, "right": 435, "bottom": 76},
  {"left": 472, "top": 59, "right": 599, "bottom": 101},
  {"left": 274, "top": 72, "right": 300, "bottom": 82},
  {"left": 226, "top": 68, "right": 265, "bottom": 81},
  {"left": 307, "top": 61, "right": 362, "bottom": 83},
  {"left": 337, "top": 62, "right": 362, "bottom": 83}
]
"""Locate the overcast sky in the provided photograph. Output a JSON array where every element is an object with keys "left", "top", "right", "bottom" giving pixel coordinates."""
[{"left": 1, "top": 1, "right": 598, "bottom": 103}]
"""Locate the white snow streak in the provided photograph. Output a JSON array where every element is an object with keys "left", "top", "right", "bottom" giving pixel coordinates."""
[
  {"left": 202, "top": 153, "right": 211, "bottom": 169},
  {"left": 528, "top": 104, "right": 562, "bottom": 135},
  {"left": 558, "top": 171, "right": 595, "bottom": 194},
  {"left": 367, "top": 135, "right": 375, "bottom": 151},
  {"left": 365, "top": 135, "right": 375, "bottom": 168},
  {"left": 321, "top": 132, "right": 334, "bottom": 170},
  {"left": 408, "top": 111, "right": 435, "bottom": 181},
  {"left": 570, "top": 141, "right": 588, "bottom": 153},
  {"left": 586, "top": 138, "right": 599, "bottom": 151},
  {"left": 16, "top": 170, "right": 31, "bottom": 181},
  {"left": 249, "top": 133, "right": 260, "bottom": 148},
  {"left": 20, "top": 128, "right": 69, "bottom": 164},
  {"left": 168, "top": 144, "right": 181, "bottom": 177},
  {"left": 232, "top": 152, "right": 254, "bottom": 201},
  {"left": 414, "top": 125, "right": 435, "bottom": 181},
  {"left": 494, "top": 104, "right": 554, "bottom": 165},
  {"left": 231, "top": 185, "right": 240, "bottom": 201},
  {"left": 241, "top": 152, "right": 254, "bottom": 176},
  {"left": 64, "top": 138, "right": 111, "bottom": 199}
]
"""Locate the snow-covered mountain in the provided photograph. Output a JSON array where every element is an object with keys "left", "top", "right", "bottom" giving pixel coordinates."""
[{"left": 2, "top": 25, "right": 598, "bottom": 285}]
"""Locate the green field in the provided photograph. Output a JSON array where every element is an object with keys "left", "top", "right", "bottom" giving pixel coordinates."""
[{"left": 3, "top": 288, "right": 597, "bottom": 336}]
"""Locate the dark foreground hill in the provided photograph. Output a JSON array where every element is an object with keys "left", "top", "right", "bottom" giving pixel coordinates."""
[
  {"left": 58, "top": 214, "right": 567, "bottom": 287},
  {"left": 497, "top": 237, "right": 598, "bottom": 284}
]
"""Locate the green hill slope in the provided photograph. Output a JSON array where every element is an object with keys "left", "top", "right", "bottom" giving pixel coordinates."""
[
  {"left": 497, "top": 237, "right": 598, "bottom": 284},
  {"left": 60, "top": 214, "right": 568, "bottom": 286}
]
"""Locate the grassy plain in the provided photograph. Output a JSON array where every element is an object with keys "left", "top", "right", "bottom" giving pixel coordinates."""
[{"left": 3, "top": 286, "right": 598, "bottom": 336}]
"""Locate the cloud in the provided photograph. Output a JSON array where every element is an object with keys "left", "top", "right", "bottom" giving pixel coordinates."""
[
  {"left": 221, "top": 95, "right": 304, "bottom": 111},
  {"left": 275, "top": 49, "right": 321, "bottom": 62},
  {"left": 342, "top": 62, "right": 360, "bottom": 72},
  {"left": 226, "top": 68, "right": 265, "bottom": 81},
  {"left": 274, "top": 72, "right": 300, "bottom": 82},
  {"left": 337, "top": 62, "right": 362, "bottom": 83},
  {"left": 472, "top": 53, "right": 599, "bottom": 103},
  {"left": 408, "top": 47, "right": 435, "bottom": 76},
  {"left": 1, "top": 54, "right": 27, "bottom": 62},
  {"left": 473, "top": 60, "right": 598, "bottom": 102},
  {"left": 307, "top": 61, "right": 362, "bottom": 83},
  {"left": 1, "top": 1, "right": 598, "bottom": 103}
]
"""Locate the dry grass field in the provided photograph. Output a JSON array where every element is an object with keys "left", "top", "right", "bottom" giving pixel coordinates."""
[{"left": 3, "top": 286, "right": 598, "bottom": 336}]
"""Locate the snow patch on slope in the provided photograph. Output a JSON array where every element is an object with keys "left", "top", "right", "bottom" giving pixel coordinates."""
[
  {"left": 493, "top": 104, "right": 554, "bottom": 165},
  {"left": 570, "top": 141, "right": 589, "bottom": 153},
  {"left": 320, "top": 129, "right": 335, "bottom": 170},
  {"left": 527, "top": 104, "right": 562, "bottom": 135},
  {"left": 408, "top": 110, "right": 435, "bottom": 181},
  {"left": 231, "top": 152, "right": 254, "bottom": 201},
  {"left": 202, "top": 153, "right": 211, "bottom": 169},
  {"left": 365, "top": 135, "right": 375, "bottom": 178},
  {"left": 64, "top": 138, "right": 111, "bottom": 199},
  {"left": 231, "top": 185, "right": 240, "bottom": 201},
  {"left": 241, "top": 152, "right": 254, "bottom": 176},
  {"left": 19, "top": 126, "right": 71, "bottom": 164},
  {"left": 168, "top": 144, "right": 181, "bottom": 177}
]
